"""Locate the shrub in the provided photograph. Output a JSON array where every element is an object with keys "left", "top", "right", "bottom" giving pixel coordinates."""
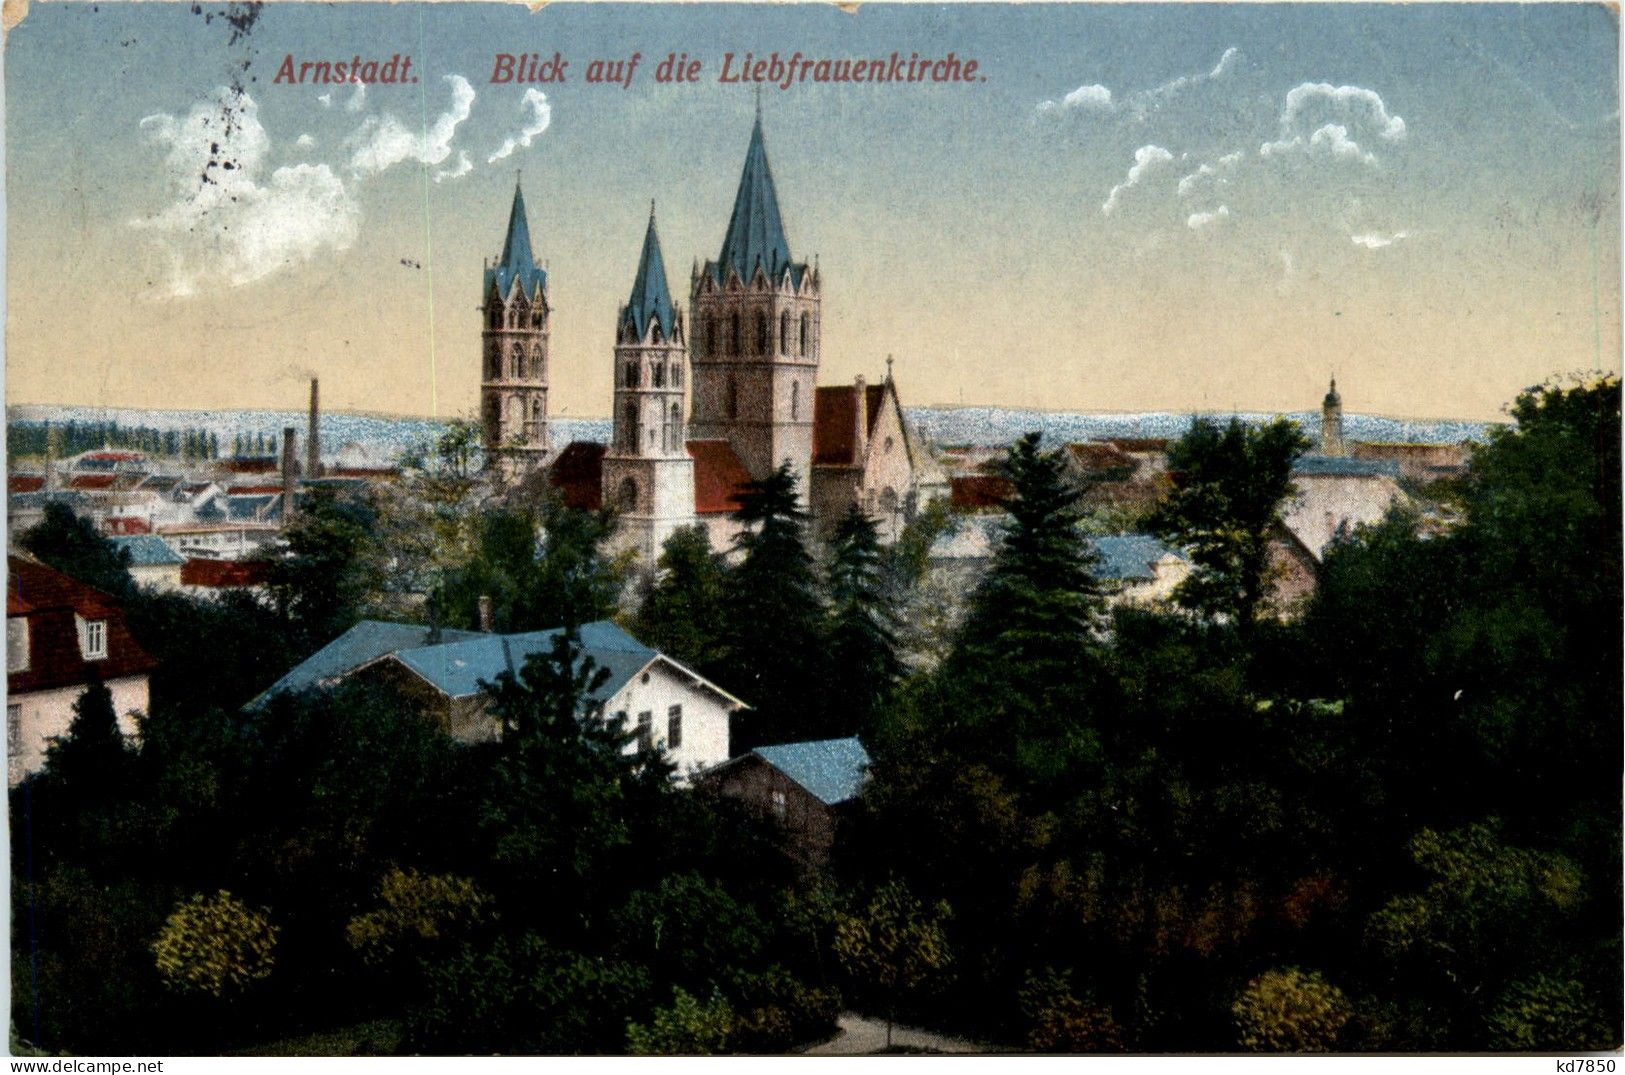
[
  {"left": 1232, "top": 967, "right": 1351, "bottom": 1052},
  {"left": 1485, "top": 974, "right": 1615, "bottom": 1052},
  {"left": 151, "top": 891, "right": 278, "bottom": 998},
  {"left": 344, "top": 868, "right": 489, "bottom": 966},
  {"left": 626, "top": 987, "right": 734, "bottom": 1055}
]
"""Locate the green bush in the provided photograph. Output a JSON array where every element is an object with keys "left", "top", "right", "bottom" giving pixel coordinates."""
[
  {"left": 1232, "top": 967, "right": 1351, "bottom": 1052},
  {"left": 626, "top": 987, "right": 734, "bottom": 1055},
  {"left": 151, "top": 891, "right": 278, "bottom": 998}
]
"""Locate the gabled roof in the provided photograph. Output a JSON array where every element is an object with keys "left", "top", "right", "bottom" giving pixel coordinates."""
[
  {"left": 110, "top": 535, "right": 184, "bottom": 567},
  {"left": 181, "top": 558, "right": 273, "bottom": 589},
  {"left": 247, "top": 620, "right": 488, "bottom": 709},
  {"left": 549, "top": 441, "right": 608, "bottom": 511},
  {"left": 949, "top": 473, "right": 1013, "bottom": 510},
  {"left": 622, "top": 208, "right": 677, "bottom": 341},
  {"left": 1088, "top": 534, "right": 1185, "bottom": 582},
  {"left": 485, "top": 184, "right": 547, "bottom": 301},
  {"left": 1293, "top": 454, "right": 1400, "bottom": 479},
  {"left": 7, "top": 557, "right": 156, "bottom": 694},
  {"left": 812, "top": 384, "right": 888, "bottom": 467},
  {"left": 9, "top": 475, "right": 45, "bottom": 494},
  {"left": 753, "top": 737, "right": 871, "bottom": 806},
  {"left": 703, "top": 113, "right": 806, "bottom": 288},
  {"left": 687, "top": 439, "right": 751, "bottom": 515},
  {"left": 1064, "top": 441, "right": 1137, "bottom": 474}
]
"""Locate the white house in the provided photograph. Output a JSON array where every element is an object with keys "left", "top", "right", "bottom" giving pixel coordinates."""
[
  {"left": 6, "top": 556, "right": 156, "bottom": 786},
  {"left": 249, "top": 618, "right": 745, "bottom": 779}
]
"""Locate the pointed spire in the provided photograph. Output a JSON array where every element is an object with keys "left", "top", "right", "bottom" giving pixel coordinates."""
[
  {"left": 1324, "top": 376, "right": 1341, "bottom": 408},
  {"left": 624, "top": 205, "right": 676, "bottom": 341},
  {"left": 715, "top": 111, "right": 793, "bottom": 286},
  {"left": 486, "top": 181, "right": 547, "bottom": 299}
]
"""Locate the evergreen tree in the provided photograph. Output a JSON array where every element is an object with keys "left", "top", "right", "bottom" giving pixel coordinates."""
[
  {"left": 824, "top": 505, "right": 903, "bottom": 741},
  {"left": 265, "top": 487, "right": 382, "bottom": 654},
  {"left": 634, "top": 525, "right": 729, "bottom": 675},
  {"left": 720, "top": 464, "right": 826, "bottom": 747},
  {"left": 21, "top": 502, "right": 134, "bottom": 599},
  {"left": 44, "top": 675, "right": 133, "bottom": 792},
  {"left": 1150, "top": 416, "right": 1309, "bottom": 633}
]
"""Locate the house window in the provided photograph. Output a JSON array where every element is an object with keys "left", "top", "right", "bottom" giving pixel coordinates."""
[
  {"left": 80, "top": 619, "right": 108, "bottom": 661},
  {"left": 667, "top": 705, "right": 682, "bottom": 749},
  {"left": 771, "top": 788, "right": 788, "bottom": 821},
  {"left": 6, "top": 705, "right": 19, "bottom": 784},
  {"left": 636, "top": 711, "right": 653, "bottom": 752},
  {"left": 6, "top": 619, "right": 28, "bottom": 673}
]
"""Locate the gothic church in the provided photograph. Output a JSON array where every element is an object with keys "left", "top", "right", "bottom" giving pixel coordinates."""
[{"left": 482, "top": 111, "right": 945, "bottom": 567}]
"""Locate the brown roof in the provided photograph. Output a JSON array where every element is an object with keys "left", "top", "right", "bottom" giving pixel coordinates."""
[
  {"left": 951, "top": 473, "right": 1013, "bottom": 510},
  {"left": 180, "top": 558, "right": 272, "bottom": 588},
  {"left": 1108, "top": 438, "right": 1171, "bottom": 453},
  {"left": 226, "top": 484, "right": 285, "bottom": 496},
  {"left": 7, "top": 557, "right": 156, "bottom": 694},
  {"left": 68, "top": 474, "right": 117, "bottom": 491},
  {"left": 548, "top": 441, "right": 607, "bottom": 511},
  {"left": 222, "top": 458, "right": 279, "bottom": 474},
  {"left": 687, "top": 440, "right": 752, "bottom": 515},
  {"left": 9, "top": 475, "right": 45, "bottom": 494},
  {"left": 328, "top": 466, "right": 400, "bottom": 479},
  {"left": 1064, "top": 441, "right": 1137, "bottom": 473},
  {"left": 812, "top": 384, "right": 887, "bottom": 467},
  {"left": 101, "top": 517, "right": 153, "bottom": 536}
]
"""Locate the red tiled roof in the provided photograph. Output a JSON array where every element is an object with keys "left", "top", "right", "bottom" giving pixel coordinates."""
[
  {"left": 226, "top": 484, "right": 285, "bottom": 496},
  {"left": 222, "top": 458, "right": 279, "bottom": 474},
  {"left": 812, "top": 384, "right": 887, "bottom": 467},
  {"left": 9, "top": 475, "right": 45, "bottom": 494},
  {"left": 81, "top": 451, "right": 145, "bottom": 463},
  {"left": 69, "top": 474, "right": 117, "bottom": 490},
  {"left": 687, "top": 439, "right": 752, "bottom": 515},
  {"left": 181, "top": 558, "right": 271, "bottom": 588},
  {"left": 328, "top": 466, "right": 400, "bottom": 479},
  {"left": 1108, "top": 438, "right": 1171, "bottom": 454},
  {"left": 7, "top": 557, "right": 156, "bottom": 694},
  {"left": 950, "top": 474, "right": 1013, "bottom": 510},
  {"left": 548, "top": 441, "right": 607, "bottom": 511},
  {"left": 101, "top": 517, "right": 152, "bottom": 536},
  {"left": 1064, "top": 441, "right": 1136, "bottom": 473}
]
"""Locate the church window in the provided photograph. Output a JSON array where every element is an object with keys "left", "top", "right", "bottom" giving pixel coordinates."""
[
  {"left": 623, "top": 402, "right": 640, "bottom": 453},
  {"left": 531, "top": 308, "right": 543, "bottom": 329},
  {"left": 756, "top": 312, "right": 769, "bottom": 355},
  {"left": 704, "top": 316, "right": 716, "bottom": 357},
  {"left": 506, "top": 308, "right": 517, "bottom": 329},
  {"left": 661, "top": 402, "right": 671, "bottom": 452},
  {"left": 672, "top": 363, "right": 683, "bottom": 388},
  {"left": 624, "top": 362, "right": 639, "bottom": 389},
  {"left": 780, "top": 310, "right": 791, "bottom": 354},
  {"left": 791, "top": 381, "right": 799, "bottom": 421},
  {"left": 671, "top": 403, "right": 682, "bottom": 446},
  {"left": 619, "top": 477, "right": 638, "bottom": 511},
  {"left": 884, "top": 436, "right": 894, "bottom": 454},
  {"left": 799, "top": 313, "right": 810, "bottom": 356},
  {"left": 727, "top": 377, "right": 739, "bottom": 420},
  {"left": 488, "top": 305, "right": 502, "bottom": 330},
  {"left": 652, "top": 362, "right": 665, "bottom": 389},
  {"left": 730, "top": 313, "right": 741, "bottom": 356}
]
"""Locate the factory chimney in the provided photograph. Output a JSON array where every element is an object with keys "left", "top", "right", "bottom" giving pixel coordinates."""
[
  {"left": 308, "top": 378, "right": 322, "bottom": 478},
  {"left": 281, "top": 426, "right": 299, "bottom": 519}
]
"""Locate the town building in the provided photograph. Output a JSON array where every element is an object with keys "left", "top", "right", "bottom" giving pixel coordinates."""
[
  {"left": 696, "top": 736, "right": 871, "bottom": 871},
  {"left": 6, "top": 556, "right": 156, "bottom": 786},
  {"left": 109, "top": 534, "right": 187, "bottom": 591},
  {"left": 250, "top": 618, "right": 745, "bottom": 778},
  {"left": 480, "top": 186, "right": 552, "bottom": 481}
]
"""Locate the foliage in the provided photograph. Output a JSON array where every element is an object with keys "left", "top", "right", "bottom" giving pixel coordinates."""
[
  {"left": 835, "top": 879, "right": 954, "bottom": 1045},
  {"left": 1484, "top": 974, "right": 1615, "bottom": 1052},
  {"left": 265, "top": 487, "right": 383, "bottom": 654},
  {"left": 1231, "top": 967, "right": 1351, "bottom": 1052},
  {"left": 20, "top": 502, "right": 134, "bottom": 599},
  {"left": 1151, "top": 416, "right": 1309, "bottom": 629},
  {"left": 625, "top": 987, "right": 735, "bottom": 1056},
  {"left": 633, "top": 525, "right": 730, "bottom": 674},
  {"left": 43, "top": 677, "right": 134, "bottom": 794},
  {"left": 823, "top": 505, "right": 904, "bottom": 739},
  {"left": 726, "top": 965, "right": 842, "bottom": 1053},
  {"left": 151, "top": 891, "right": 279, "bottom": 998},
  {"left": 1018, "top": 967, "right": 1124, "bottom": 1052},
  {"left": 720, "top": 463, "right": 828, "bottom": 745},
  {"left": 344, "top": 869, "right": 490, "bottom": 966},
  {"left": 612, "top": 872, "right": 765, "bottom": 992}
]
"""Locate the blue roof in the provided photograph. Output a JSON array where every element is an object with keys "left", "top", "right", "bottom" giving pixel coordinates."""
[
  {"left": 1294, "top": 454, "right": 1400, "bottom": 478},
  {"left": 225, "top": 494, "right": 280, "bottom": 522},
  {"left": 753, "top": 737, "right": 872, "bottom": 806},
  {"left": 1088, "top": 534, "right": 1185, "bottom": 581},
  {"left": 248, "top": 619, "right": 662, "bottom": 710},
  {"left": 705, "top": 113, "right": 805, "bottom": 288},
  {"left": 622, "top": 208, "right": 677, "bottom": 341},
  {"left": 484, "top": 184, "right": 547, "bottom": 300},
  {"left": 110, "top": 535, "right": 185, "bottom": 567}
]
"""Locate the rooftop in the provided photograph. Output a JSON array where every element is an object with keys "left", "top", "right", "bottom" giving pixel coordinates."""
[{"left": 753, "top": 737, "right": 872, "bottom": 806}]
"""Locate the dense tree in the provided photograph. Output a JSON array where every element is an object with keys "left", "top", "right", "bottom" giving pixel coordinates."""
[
  {"left": 265, "top": 487, "right": 383, "bottom": 654},
  {"left": 633, "top": 525, "right": 730, "bottom": 674},
  {"left": 20, "top": 502, "right": 134, "bottom": 599},
  {"left": 719, "top": 464, "right": 827, "bottom": 746},
  {"left": 834, "top": 879, "right": 954, "bottom": 1048},
  {"left": 823, "top": 505, "right": 903, "bottom": 740},
  {"left": 1151, "top": 417, "right": 1309, "bottom": 632}
]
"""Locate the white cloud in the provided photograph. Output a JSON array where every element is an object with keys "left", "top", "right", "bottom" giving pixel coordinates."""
[
  {"left": 1036, "top": 46, "right": 1236, "bottom": 121},
  {"left": 1036, "top": 83, "right": 1112, "bottom": 117},
  {"left": 1187, "top": 205, "right": 1231, "bottom": 229},
  {"left": 434, "top": 150, "right": 473, "bottom": 184},
  {"left": 345, "top": 81, "right": 367, "bottom": 113},
  {"left": 1262, "top": 82, "right": 1406, "bottom": 164},
  {"left": 1350, "top": 229, "right": 1410, "bottom": 249},
  {"left": 317, "top": 92, "right": 332, "bottom": 108},
  {"left": 295, "top": 133, "right": 316, "bottom": 148},
  {"left": 1209, "top": 46, "right": 1240, "bottom": 79},
  {"left": 347, "top": 74, "right": 475, "bottom": 176},
  {"left": 1102, "top": 144, "right": 1174, "bottom": 215},
  {"left": 1176, "top": 150, "right": 1242, "bottom": 198},
  {"left": 487, "top": 89, "right": 552, "bottom": 164},
  {"left": 131, "top": 88, "right": 360, "bottom": 296}
]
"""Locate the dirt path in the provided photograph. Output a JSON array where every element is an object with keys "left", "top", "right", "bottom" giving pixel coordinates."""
[{"left": 802, "top": 1012, "right": 995, "bottom": 1055}]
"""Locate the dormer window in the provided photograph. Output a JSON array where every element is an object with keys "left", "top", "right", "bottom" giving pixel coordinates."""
[{"left": 77, "top": 618, "right": 107, "bottom": 661}]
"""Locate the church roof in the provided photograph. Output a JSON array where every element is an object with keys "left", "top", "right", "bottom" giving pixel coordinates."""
[
  {"left": 548, "top": 441, "right": 608, "bottom": 511},
  {"left": 485, "top": 184, "right": 547, "bottom": 300},
  {"left": 812, "top": 383, "right": 888, "bottom": 467},
  {"left": 1324, "top": 378, "right": 1342, "bottom": 408},
  {"left": 622, "top": 208, "right": 677, "bottom": 341},
  {"left": 686, "top": 439, "right": 752, "bottom": 515},
  {"left": 704, "top": 113, "right": 806, "bottom": 288}
]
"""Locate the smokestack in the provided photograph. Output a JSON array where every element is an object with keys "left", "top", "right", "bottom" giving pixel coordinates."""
[
  {"left": 43, "top": 424, "right": 58, "bottom": 493},
  {"left": 281, "top": 426, "right": 299, "bottom": 520},
  {"left": 853, "top": 374, "right": 868, "bottom": 464},
  {"left": 478, "top": 595, "right": 494, "bottom": 633},
  {"left": 308, "top": 378, "right": 322, "bottom": 478}
]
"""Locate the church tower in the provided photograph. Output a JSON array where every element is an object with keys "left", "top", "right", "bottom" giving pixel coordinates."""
[
  {"left": 602, "top": 205, "right": 696, "bottom": 566},
  {"left": 689, "top": 109, "right": 821, "bottom": 501},
  {"left": 481, "top": 183, "right": 551, "bottom": 481},
  {"left": 1321, "top": 377, "right": 1346, "bottom": 457}
]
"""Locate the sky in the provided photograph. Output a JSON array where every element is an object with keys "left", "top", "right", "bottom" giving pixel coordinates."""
[{"left": 4, "top": 2, "right": 1620, "bottom": 423}]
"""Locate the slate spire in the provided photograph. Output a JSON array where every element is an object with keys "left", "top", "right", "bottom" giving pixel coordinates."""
[
  {"left": 715, "top": 111, "right": 793, "bottom": 285},
  {"left": 485, "top": 181, "right": 547, "bottom": 298},
  {"left": 624, "top": 202, "right": 677, "bottom": 340}
]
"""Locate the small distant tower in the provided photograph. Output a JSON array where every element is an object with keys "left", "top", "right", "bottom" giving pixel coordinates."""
[
  {"left": 481, "top": 183, "right": 551, "bottom": 482},
  {"left": 602, "top": 205, "right": 696, "bottom": 568},
  {"left": 1321, "top": 377, "right": 1346, "bottom": 457},
  {"left": 689, "top": 108, "right": 820, "bottom": 502}
]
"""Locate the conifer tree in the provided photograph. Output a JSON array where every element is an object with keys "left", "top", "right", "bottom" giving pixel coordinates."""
[
  {"left": 44, "top": 675, "right": 133, "bottom": 792},
  {"left": 634, "top": 526, "right": 729, "bottom": 676},
  {"left": 721, "top": 464, "right": 826, "bottom": 746},
  {"left": 824, "top": 504, "right": 903, "bottom": 740}
]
